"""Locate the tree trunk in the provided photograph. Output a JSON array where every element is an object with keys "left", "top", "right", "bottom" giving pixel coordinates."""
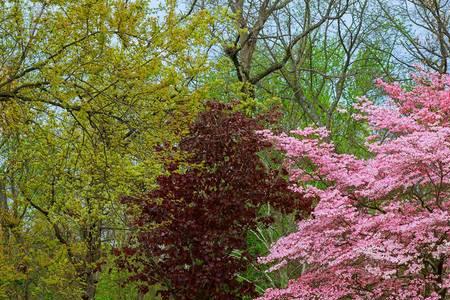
[
  {"left": 83, "top": 269, "right": 99, "bottom": 300},
  {"left": 0, "top": 180, "right": 10, "bottom": 243}
]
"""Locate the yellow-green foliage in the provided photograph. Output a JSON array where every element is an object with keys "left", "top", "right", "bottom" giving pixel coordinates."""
[{"left": 0, "top": 0, "right": 213, "bottom": 297}]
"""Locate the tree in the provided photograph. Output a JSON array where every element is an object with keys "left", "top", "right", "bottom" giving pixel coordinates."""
[
  {"left": 118, "top": 101, "right": 309, "bottom": 300},
  {"left": 195, "top": 0, "right": 395, "bottom": 149},
  {"left": 377, "top": 0, "right": 450, "bottom": 74},
  {"left": 257, "top": 72, "right": 450, "bottom": 299},
  {"left": 222, "top": 0, "right": 350, "bottom": 99},
  {"left": 0, "top": 0, "right": 213, "bottom": 298}
]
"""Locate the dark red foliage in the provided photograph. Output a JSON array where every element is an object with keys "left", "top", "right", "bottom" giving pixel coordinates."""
[{"left": 118, "top": 101, "right": 309, "bottom": 300}]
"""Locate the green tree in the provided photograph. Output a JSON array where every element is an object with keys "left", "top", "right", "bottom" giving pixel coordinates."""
[{"left": 0, "top": 0, "right": 213, "bottom": 298}]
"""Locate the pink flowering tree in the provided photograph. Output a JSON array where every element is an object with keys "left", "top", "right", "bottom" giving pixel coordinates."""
[{"left": 257, "top": 72, "right": 450, "bottom": 300}]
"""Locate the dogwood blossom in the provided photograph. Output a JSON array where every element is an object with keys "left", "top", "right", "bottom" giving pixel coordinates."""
[{"left": 257, "top": 72, "right": 450, "bottom": 299}]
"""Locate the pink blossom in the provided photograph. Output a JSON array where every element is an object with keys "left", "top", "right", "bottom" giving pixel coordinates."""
[{"left": 257, "top": 72, "right": 450, "bottom": 300}]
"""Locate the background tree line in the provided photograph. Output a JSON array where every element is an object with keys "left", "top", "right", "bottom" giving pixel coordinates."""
[{"left": 0, "top": 0, "right": 448, "bottom": 299}]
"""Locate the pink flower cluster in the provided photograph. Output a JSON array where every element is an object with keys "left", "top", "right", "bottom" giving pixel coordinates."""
[{"left": 257, "top": 72, "right": 450, "bottom": 300}]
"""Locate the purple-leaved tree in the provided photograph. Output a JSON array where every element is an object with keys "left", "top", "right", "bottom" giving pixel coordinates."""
[{"left": 117, "top": 102, "right": 308, "bottom": 300}]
